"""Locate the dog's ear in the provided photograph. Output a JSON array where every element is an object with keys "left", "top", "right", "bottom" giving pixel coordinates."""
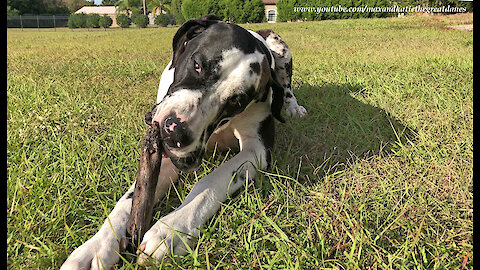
[
  {"left": 170, "top": 14, "right": 221, "bottom": 69},
  {"left": 269, "top": 70, "right": 285, "bottom": 123}
]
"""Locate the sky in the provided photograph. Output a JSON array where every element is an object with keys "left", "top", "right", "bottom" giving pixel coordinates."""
[{"left": 90, "top": 0, "right": 105, "bottom": 6}]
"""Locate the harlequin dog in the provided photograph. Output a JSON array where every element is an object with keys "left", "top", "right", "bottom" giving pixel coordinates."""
[{"left": 61, "top": 14, "right": 306, "bottom": 269}]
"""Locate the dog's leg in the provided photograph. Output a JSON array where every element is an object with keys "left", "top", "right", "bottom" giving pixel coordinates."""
[
  {"left": 283, "top": 86, "right": 307, "bottom": 118},
  {"left": 61, "top": 158, "right": 178, "bottom": 270},
  {"left": 256, "top": 29, "right": 307, "bottom": 118},
  {"left": 137, "top": 115, "right": 272, "bottom": 264},
  {"left": 275, "top": 54, "right": 306, "bottom": 118}
]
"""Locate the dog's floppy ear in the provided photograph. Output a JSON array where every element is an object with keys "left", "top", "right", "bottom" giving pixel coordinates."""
[
  {"left": 269, "top": 70, "right": 285, "bottom": 123},
  {"left": 170, "top": 14, "right": 221, "bottom": 69}
]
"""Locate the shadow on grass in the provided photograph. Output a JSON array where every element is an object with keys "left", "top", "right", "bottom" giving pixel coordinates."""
[
  {"left": 118, "top": 82, "right": 416, "bottom": 266},
  {"left": 274, "top": 82, "right": 415, "bottom": 182}
]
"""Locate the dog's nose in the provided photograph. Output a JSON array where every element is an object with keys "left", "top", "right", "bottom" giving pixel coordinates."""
[
  {"left": 163, "top": 116, "right": 178, "bottom": 134},
  {"left": 160, "top": 114, "right": 193, "bottom": 149}
]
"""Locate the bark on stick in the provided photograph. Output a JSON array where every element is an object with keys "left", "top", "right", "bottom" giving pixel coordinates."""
[{"left": 126, "top": 121, "right": 163, "bottom": 249}]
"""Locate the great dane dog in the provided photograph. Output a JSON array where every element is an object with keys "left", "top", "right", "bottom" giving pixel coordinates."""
[{"left": 61, "top": 15, "right": 306, "bottom": 269}]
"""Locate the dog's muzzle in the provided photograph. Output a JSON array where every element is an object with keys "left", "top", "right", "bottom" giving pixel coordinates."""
[
  {"left": 155, "top": 112, "right": 204, "bottom": 171},
  {"left": 160, "top": 113, "right": 193, "bottom": 150}
]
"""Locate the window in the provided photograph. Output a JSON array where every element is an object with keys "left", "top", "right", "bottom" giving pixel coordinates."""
[{"left": 267, "top": 10, "right": 276, "bottom": 22}]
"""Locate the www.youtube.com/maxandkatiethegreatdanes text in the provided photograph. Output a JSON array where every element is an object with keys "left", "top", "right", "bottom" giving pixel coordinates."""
[{"left": 293, "top": 5, "right": 468, "bottom": 14}]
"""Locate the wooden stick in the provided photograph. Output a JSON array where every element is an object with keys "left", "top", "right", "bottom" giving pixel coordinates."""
[{"left": 126, "top": 121, "right": 163, "bottom": 249}]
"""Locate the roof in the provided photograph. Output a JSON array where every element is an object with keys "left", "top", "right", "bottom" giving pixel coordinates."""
[
  {"left": 75, "top": 6, "right": 117, "bottom": 14},
  {"left": 262, "top": 0, "right": 278, "bottom": 4}
]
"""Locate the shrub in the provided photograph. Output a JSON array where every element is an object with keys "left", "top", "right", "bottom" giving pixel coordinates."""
[
  {"left": 181, "top": 0, "right": 264, "bottom": 23},
  {"left": 99, "top": 15, "right": 113, "bottom": 28},
  {"left": 68, "top": 13, "right": 87, "bottom": 28},
  {"left": 86, "top": 14, "right": 101, "bottom": 28},
  {"left": 154, "top": 13, "right": 170, "bottom": 27},
  {"left": 67, "top": 17, "right": 75, "bottom": 28},
  {"left": 116, "top": 14, "right": 132, "bottom": 28},
  {"left": 134, "top": 14, "right": 149, "bottom": 28}
]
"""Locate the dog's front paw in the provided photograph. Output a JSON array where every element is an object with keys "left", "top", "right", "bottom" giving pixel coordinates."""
[
  {"left": 285, "top": 103, "right": 307, "bottom": 118},
  {"left": 137, "top": 211, "right": 198, "bottom": 265},
  {"left": 61, "top": 232, "right": 124, "bottom": 270}
]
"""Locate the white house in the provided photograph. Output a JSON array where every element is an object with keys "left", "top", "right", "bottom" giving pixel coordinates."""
[{"left": 262, "top": 0, "right": 277, "bottom": 23}]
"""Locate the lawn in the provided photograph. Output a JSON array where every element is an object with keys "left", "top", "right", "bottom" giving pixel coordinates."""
[{"left": 7, "top": 13, "right": 473, "bottom": 269}]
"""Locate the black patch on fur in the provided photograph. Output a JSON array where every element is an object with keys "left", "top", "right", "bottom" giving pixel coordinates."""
[
  {"left": 167, "top": 17, "right": 272, "bottom": 98},
  {"left": 285, "top": 92, "right": 293, "bottom": 98},
  {"left": 250, "top": 62, "right": 261, "bottom": 74},
  {"left": 255, "top": 29, "right": 274, "bottom": 40},
  {"left": 218, "top": 119, "right": 229, "bottom": 127},
  {"left": 285, "top": 59, "right": 293, "bottom": 80},
  {"left": 161, "top": 114, "right": 194, "bottom": 149},
  {"left": 258, "top": 115, "right": 275, "bottom": 168},
  {"left": 126, "top": 191, "right": 134, "bottom": 199},
  {"left": 169, "top": 146, "right": 205, "bottom": 171},
  {"left": 170, "top": 14, "right": 221, "bottom": 70},
  {"left": 206, "top": 123, "right": 217, "bottom": 139},
  {"left": 269, "top": 70, "right": 285, "bottom": 123}
]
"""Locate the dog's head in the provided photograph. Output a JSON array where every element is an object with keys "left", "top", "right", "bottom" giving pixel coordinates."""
[{"left": 149, "top": 15, "right": 284, "bottom": 171}]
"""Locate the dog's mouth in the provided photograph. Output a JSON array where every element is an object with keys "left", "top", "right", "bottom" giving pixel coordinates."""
[
  {"left": 155, "top": 125, "right": 203, "bottom": 172},
  {"left": 164, "top": 145, "right": 205, "bottom": 172}
]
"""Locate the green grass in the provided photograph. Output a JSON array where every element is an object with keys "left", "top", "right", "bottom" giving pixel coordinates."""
[{"left": 7, "top": 14, "right": 472, "bottom": 269}]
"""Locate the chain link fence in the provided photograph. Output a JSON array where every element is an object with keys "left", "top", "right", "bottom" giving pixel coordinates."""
[{"left": 7, "top": 15, "right": 70, "bottom": 29}]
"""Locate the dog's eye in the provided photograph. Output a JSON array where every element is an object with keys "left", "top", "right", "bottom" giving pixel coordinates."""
[
  {"left": 228, "top": 97, "right": 241, "bottom": 107},
  {"left": 194, "top": 61, "right": 201, "bottom": 73}
]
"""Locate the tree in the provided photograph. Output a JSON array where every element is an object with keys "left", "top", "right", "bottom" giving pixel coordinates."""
[
  {"left": 181, "top": 0, "right": 207, "bottom": 20},
  {"left": 63, "top": 0, "right": 90, "bottom": 13},
  {"left": 99, "top": 14, "right": 113, "bottom": 28},
  {"left": 180, "top": 0, "right": 264, "bottom": 23},
  {"left": 243, "top": 0, "right": 265, "bottom": 23},
  {"left": 115, "top": 0, "right": 143, "bottom": 16},
  {"left": 170, "top": 0, "right": 185, "bottom": 24},
  {"left": 147, "top": 0, "right": 171, "bottom": 16},
  {"left": 86, "top": 13, "right": 101, "bottom": 28},
  {"left": 221, "top": 0, "right": 244, "bottom": 22},
  {"left": 134, "top": 14, "right": 149, "bottom": 27},
  {"left": 7, "top": 5, "right": 20, "bottom": 15},
  {"left": 154, "top": 13, "right": 170, "bottom": 26},
  {"left": 8, "top": 0, "right": 70, "bottom": 14},
  {"left": 101, "top": 0, "right": 118, "bottom": 5},
  {"left": 116, "top": 13, "right": 132, "bottom": 27},
  {"left": 68, "top": 13, "right": 87, "bottom": 28}
]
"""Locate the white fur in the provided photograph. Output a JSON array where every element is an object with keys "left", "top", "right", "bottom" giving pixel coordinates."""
[
  {"left": 156, "top": 60, "right": 174, "bottom": 104},
  {"left": 138, "top": 99, "right": 270, "bottom": 264},
  {"left": 247, "top": 30, "right": 275, "bottom": 69},
  {"left": 216, "top": 49, "right": 264, "bottom": 102},
  {"left": 285, "top": 97, "right": 307, "bottom": 118},
  {"left": 61, "top": 27, "right": 305, "bottom": 270},
  {"left": 248, "top": 30, "right": 307, "bottom": 118},
  {"left": 60, "top": 183, "right": 135, "bottom": 270}
]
